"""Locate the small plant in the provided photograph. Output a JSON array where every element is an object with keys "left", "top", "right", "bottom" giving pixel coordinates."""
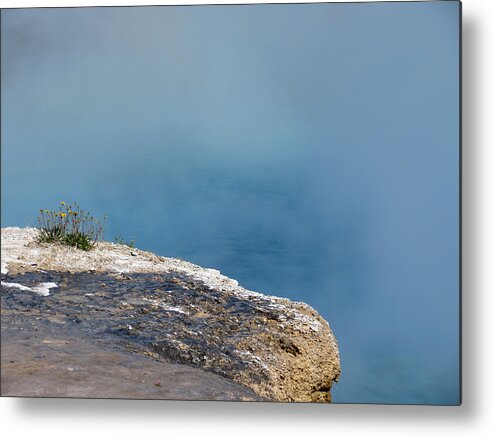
[
  {"left": 114, "top": 235, "right": 136, "bottom": 248},
  {"left": 37, "top": 201, "right": 105, "bottom": 251}
]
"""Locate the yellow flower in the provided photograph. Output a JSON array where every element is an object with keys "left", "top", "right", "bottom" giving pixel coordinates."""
[
  {"left": 61, "top": 213, "right": 67, "bottom": 218},
  {"left": 61, "top": 201, "right": 66, "bottom": 205}
]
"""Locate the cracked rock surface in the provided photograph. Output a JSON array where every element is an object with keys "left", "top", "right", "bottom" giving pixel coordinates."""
[{"left": 1, "top": 227, "right": 341, "bottom": 402}]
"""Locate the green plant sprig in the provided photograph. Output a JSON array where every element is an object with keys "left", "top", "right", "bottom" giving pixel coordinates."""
[
  {"left": 36, "top": 201, "right": 106, "bottom": 251},
  {"left": 114, "top": 235, "right": 136, "bottom": 248}
]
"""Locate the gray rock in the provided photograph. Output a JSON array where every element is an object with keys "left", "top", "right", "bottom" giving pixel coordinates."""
[
  {"left": 1, "top": 269, "right": 340, "bottom": 402},
  {"left": 1, "top": 312, "right": 265, "bottom": 401}
]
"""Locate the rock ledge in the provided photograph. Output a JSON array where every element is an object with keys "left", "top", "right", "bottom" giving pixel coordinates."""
[{"left": 1, "top": 227, "right": 340, "bottom": 402}]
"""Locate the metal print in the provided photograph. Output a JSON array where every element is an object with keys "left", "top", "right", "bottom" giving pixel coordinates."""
[{"left": 0, "top": 1, "right": 461, "bottom": 405}]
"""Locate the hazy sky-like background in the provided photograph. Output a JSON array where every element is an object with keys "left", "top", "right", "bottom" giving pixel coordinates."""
[{"left": 1, "top": 2, "right": 460, "bottom": 404}]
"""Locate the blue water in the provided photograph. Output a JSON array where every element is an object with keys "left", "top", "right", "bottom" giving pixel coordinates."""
[{"left": 1, "top": 3, "right": 460, "bottom": 404}]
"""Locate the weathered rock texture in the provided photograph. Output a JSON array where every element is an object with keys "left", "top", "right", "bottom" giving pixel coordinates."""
[
  {"left": 1, "top": 310, "right": 265, "bottom": 401},
  {"left": 1, "top": 227, "right": 340, "bottom": 402}
]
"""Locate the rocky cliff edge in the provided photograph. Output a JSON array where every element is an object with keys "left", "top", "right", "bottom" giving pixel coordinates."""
[{"left": 1, "top": 227, "right": 340, "bottom": 402}]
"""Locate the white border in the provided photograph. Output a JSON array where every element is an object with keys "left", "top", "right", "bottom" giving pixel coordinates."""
[
  {"left": 1, "top": 1, "right": 493, "bottom": 436},
  {"left": 0, "top": 0, "right": 429, "bottom": 7}
]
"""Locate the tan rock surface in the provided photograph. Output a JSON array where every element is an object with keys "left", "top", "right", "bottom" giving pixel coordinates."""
[{"left": 1, "top": 227, "right": 341, "bottom": 402}]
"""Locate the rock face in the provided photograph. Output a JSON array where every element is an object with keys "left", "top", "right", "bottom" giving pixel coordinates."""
[
  {"left": 1, "top": 308, "right": 265, "bottom": 401},
  {"left": 1, "top": 227, "right": 341, "bottom": 402}
]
